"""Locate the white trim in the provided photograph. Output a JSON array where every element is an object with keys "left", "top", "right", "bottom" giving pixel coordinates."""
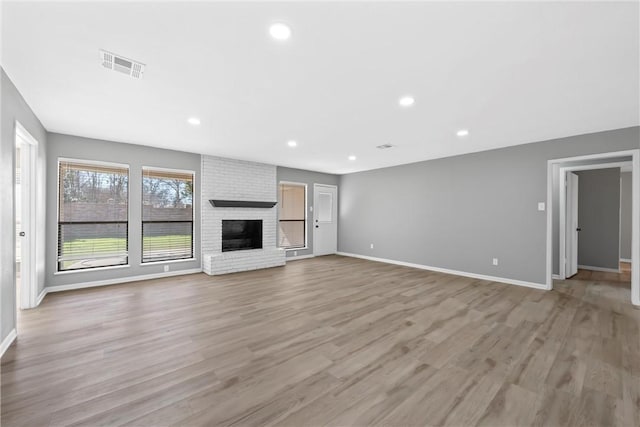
[
  {"left": 561, "top": 161, "right": 631, "bottom": 173},
  {"left": 545, "top": 162, "right": 555, "bottom": 290},
  {"left": 552, "top": 274, "right": 562, "bottom": 280},
  {"left": 549, "top": 149, "right": 638, "bottom": 165},
  {"left": 559, "top": 161, "right": 630, "bottom": 279},
  {"left": 54, "top": 264, "right": 130, "bottom": 275},
  {"left": 15, "top": 120, "right": 39, "bottom": 310},
  {"left": 142, "top": 165, "right": 196, "bottom": 175},
  {"left": 139, "top": 257, "right": 197, "bottom": 266},
  {"left": 578, "top": 265, "right": 621, "bottom": 273},
  {"left": 632, "top": 152, "right": 639, "bottom": 306},
  {"left": 285, "top": 247, "right": 308, "bottom": 251},
  {"left": 286, "top": 254, "right": 315, "bottom": 261},
  {"left": 621, "top": 258, "right": 632, "bottom": 263},
  {"left": 336, "top": 252, "right": 547, "bottom": 290},
  {"left": 1, "top": 329, "right": 17, "bottom": 358},
  {"left": 15, "top": 122, "right": 38, "bottom": 145},
  {"left": 47, "top": 268, "right": 202, "bottom": 293},
  {"left": 58, "top": 156, "right": 130, "bottom": 169},
  {"left": 36, "top": 288, "right": 47, "bottom": 306},
  {"left": 546, "top": 149, "right": 639, "bottom": 306}
]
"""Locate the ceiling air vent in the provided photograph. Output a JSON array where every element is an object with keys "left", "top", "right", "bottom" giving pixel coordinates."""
[
  {"left": 376, "top": 143, "right": 395, "bottom": 150},
  {"left": 100, "top": 50, "right": 145, "bottom": 79}
]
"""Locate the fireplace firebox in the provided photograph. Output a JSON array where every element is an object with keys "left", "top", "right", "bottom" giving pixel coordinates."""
[{"left": 222, "top": 220, "right": 263, "bottom": 252}]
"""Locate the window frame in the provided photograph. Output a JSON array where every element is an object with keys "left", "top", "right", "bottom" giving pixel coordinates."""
[
  {"left": 56, "top": 157, "right": 130, "bottom": 273},
  {"left": 141, "top": 166, "right": 196, "bottom": 264},
  {"left": 278, "top": 181, "right": 308, "bottom": 250}
]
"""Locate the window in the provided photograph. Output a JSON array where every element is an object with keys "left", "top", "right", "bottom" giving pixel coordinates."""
[
  {"left": 58, "top": 160, "right": 129, "bottom": 271},
  {"left": 142, "top": 168, "right": 194, "bottom": 263},
  {"left": 278, "top": 183, "right": 306, "bottom": 249}
]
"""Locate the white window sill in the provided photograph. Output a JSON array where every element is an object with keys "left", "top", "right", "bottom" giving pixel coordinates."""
[
  {"left": 55, "top": 264, "right": 130, "bottom": 275},
  {"left": 139, "top": 258, "right": 197, "bottom": 266},
  {"left": 285, "top": 247, "right": 308, "bottom": 251}
]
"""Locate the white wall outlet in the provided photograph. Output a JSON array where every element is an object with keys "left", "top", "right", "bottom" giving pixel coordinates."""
[
  {"left": 370, "top": 243, "right": 374, "bottom": 249},
  {"left": 538, "top": 202, "right": 546, "bottom": 211},
  {"left": 164, "top": 265, "right": 170, "bottom": 272},
  {"left": 492, "top": 258, "right": 499, "bottom": 266}
]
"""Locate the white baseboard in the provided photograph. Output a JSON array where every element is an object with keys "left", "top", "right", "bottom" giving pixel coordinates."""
[
  {"left": 36, "top": 288, "right": 47, "bottom": 306},
  {"left": 578, "top": 265, "right": 620, "bottom": 273},
  {"left": 336, "top": 252, "right": 548, "bottom": 290},
  {"left": 1, "top": 329, "right": 17, "bottom": 358},
  {"left": 620, "top": 258, "right": 632, "bottom": 263},
  {"left": 286, "top": 254, "right": 315, "bottom": 261},
  {"left": 552, "top": 274, "right": 562, "bottom": 280},
  {"left": 46, "top": 268, "right": 203, "bottom": 293}
]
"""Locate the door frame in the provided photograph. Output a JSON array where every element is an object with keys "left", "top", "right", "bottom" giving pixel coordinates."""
[
  {"left": 562, "top": 171, "right": 580, "bottom": 278},
  {"left": 312, "top": 183, "right": 338, "bottom": 256},
  {"left": 558, "top": 161, "right": 631, "bottom": 279},
  {"left": 15, "top": 121, "right": 39, "bottom": 310},
  {"left": 546, "top": 149, "right": 639, "bottom": 306}
]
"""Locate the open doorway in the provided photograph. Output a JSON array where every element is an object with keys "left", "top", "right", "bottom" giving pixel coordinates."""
[
  {"left": 15, "top": 121, "right": 38, "bottom": 311},
  {"left": 546, "top": 149, "right": 639, "bottom": 306},
  {"left": 561, "top": 163, "right": 630, "bottom": 282}
]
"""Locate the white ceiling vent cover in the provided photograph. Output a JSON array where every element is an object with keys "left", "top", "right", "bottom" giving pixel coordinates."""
[
  {"left": 100, "top": 50, "right": 145, "bottom": 79},
  {"left": 376, "top": 143, "right": 395, "bottom": 149}
]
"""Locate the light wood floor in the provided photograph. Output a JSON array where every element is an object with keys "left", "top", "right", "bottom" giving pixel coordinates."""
[
  {"left": 571, "top": 262, "right": 631, "bottom": 283},
  {"left": 2, "top": 255, "right": 639, "bottom": 426}
]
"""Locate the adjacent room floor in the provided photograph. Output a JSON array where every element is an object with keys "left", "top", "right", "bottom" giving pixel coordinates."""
[{"left": 2, "top": 256, "right": 639, "bottom": 426}]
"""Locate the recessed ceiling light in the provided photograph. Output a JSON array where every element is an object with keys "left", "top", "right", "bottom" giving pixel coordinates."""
[
  {"left": 287, "top": 140, "right": 297, "bottom": 147},
  {"left": 456, "top": 129, "right": 469, "bottom": 137},
  {"left": 348, "top": 155, "right": 357, "bottom": 161},
  {"left": 269, "top": 23, "right": 291, "bottom": 40},
  {"left": 187, "top": 117, "right": 201, "bottom": 126},
  {"left": 398, "top": 96, "right": 415, "bottom": 107}
]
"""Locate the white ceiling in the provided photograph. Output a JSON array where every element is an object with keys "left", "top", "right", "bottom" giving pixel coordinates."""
[{"left": 2, "top": 1, "right": 638, "bottom": 174}]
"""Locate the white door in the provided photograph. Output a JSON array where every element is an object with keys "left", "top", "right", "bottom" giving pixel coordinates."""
[
  {"left": 565, "top": 172, "right": 580, "bottom": 278},
  {"left": 313, "top": 184, "right": 337, "bottom": 256},
  {"left": 15, "top": 122, "right": 38, "bottom": 309}
]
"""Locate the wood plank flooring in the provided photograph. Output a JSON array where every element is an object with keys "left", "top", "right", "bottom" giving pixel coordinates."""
[
  {"left": 572, "top": 262, "right": 631, "bottom": 283},
  {"left": 1, "top": 255, "right": 639, "bottom": 426}
]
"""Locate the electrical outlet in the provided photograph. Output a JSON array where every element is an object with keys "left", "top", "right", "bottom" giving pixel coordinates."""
[
  {"left": 294, "top": 251, "right": 298, "bottom": 256},
  {"left": 164, "top": 265, "right": 170, "bottom": 272},
  {"left": 492, "top": 258, "right": 499, "bottom": 266},
  {"left": 370, "top": 243, "right": 374, "bottom": 249}
]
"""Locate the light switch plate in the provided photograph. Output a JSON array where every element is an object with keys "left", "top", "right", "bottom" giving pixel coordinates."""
[{"left": 538, "top": 202, "right": 545, "bottom": 211}]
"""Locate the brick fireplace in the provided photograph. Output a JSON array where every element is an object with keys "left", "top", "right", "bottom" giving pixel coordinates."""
[{"left": 201, "top": 156, "right": 285, "bottom": 275}]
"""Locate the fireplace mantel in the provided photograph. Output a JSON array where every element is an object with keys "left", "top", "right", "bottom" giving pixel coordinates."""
[{"left": 209, "top": 200, "right": 277, "bottom": 208}]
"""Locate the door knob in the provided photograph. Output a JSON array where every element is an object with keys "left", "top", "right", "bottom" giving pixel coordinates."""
[
  {"left": 576, "top": 228, "right": 582, "bottom": 232},
  {"left": 19, "top": 231, "right": 25, "bottom": 237},
  {"left": 315, "top": 225, "right": 319, "bottom": 228}
]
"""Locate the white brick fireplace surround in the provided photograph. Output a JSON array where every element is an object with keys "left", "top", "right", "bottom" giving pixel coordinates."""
[{"left": 201, "top": 156, "right": 285, "bottom": 275}]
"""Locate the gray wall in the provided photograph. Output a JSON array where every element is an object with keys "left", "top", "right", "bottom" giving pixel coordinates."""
[
  {"left": 621, "top": 172, "right": 632, "bottom": 260},
  {"left": 576, "top": 168, "right": 620, "bottom": 269},
  {"left": 339, "top": 127, "right": 639, "bottom": 285},
  {"left": 46, "top": 133, "right": 201, "bottom": 287},
  {"left": 276, "top": 167, "right": 339, "bottom": 258},
  {"left": 1, "top": 68, "right": 47, "bottom": 343}
]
